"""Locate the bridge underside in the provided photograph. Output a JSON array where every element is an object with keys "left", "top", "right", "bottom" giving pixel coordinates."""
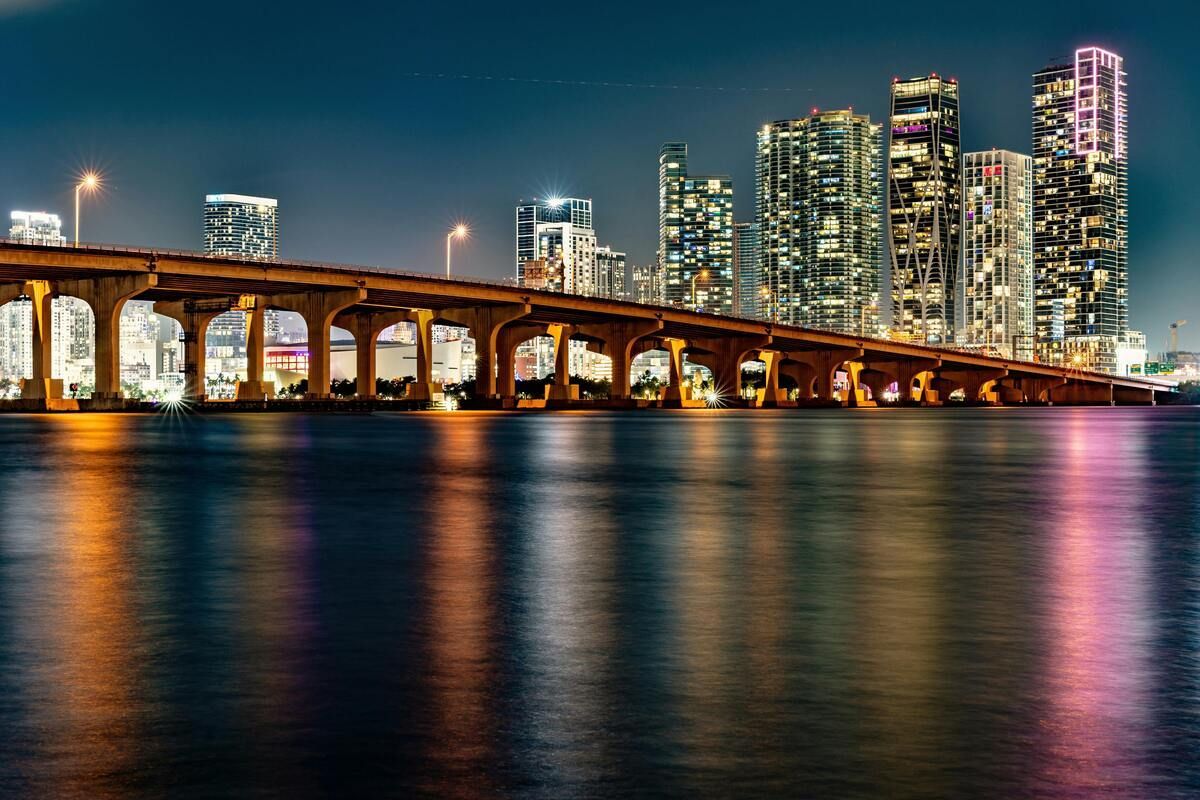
[{"left": 0, "top": 242, "right": 1175, "bottom": 409}]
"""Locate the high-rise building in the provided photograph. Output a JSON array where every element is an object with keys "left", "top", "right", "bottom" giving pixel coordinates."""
[
  {"left": 9, "top": 211, "right": 66, "bottom": 246},
  {"left": 515, "top": 197, "right": 597, "bottom": 295},
  {"left": 204, "top": 194, "right": 280, "bottom": 259},
  {"left": 732, "top": 222, "right": 760, "bottom": 318},
  {"left": 757, "top": 110, "right": 882, "bottom": 333},
  {"left": 632, "top": 263, "right": 663, "bottom": 306},
  {"left": 1032, "top": 47, "right": 1128, "bottom": 373},
  {"left": 658, "top": 142, "right": 734, "bottom": 313},
  {"left": 961, "top": 150, "right": 1034, "bottom": 360},
  {"left": 596, "top": 245, "right": 627, "bottom": 300},
  {"left": 203, "top": 194, "right": 282, "bottom": 363},
  {"left": 888, "top": 75, "right": 961, "bottom": 344}
]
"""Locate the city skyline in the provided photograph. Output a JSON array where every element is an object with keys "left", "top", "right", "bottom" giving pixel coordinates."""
[{"left": 0, "top": 1, "right": 1195, "bottom": 349}]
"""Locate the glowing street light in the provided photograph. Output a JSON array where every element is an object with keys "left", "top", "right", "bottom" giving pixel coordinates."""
[
  {"left": 74, "top": 172, "right": 101, "bottom": 247},
  {"left": 760, "top": 286, "right": 779, "bottom": 323},
  {"left": 445, "top": 223, "right": 469, "bottom": 278},
  {"left": 691, "top": 269, "right": 710, "bottom": 309}
]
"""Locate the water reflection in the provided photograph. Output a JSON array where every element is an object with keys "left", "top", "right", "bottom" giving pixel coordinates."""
[
  {"left": 1035, "top": 411, "right": 1153, "bottom": 797},
  {"left": 420, "top": 417, "right": 500, "bottom": 798},
  {"left": 0, "top": 408, "right": 1195, "bottom": 798}
]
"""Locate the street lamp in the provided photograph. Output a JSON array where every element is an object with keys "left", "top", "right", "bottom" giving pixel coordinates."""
[
  {"left": 446, "top": 223, "right": 469, "bottom": 278},
  {"left": 691, "top": 269, "right": 710, "bottom": 309},
  {"left": 74, "top": 172, "right": 101, "bottom": 247},
  {"left": 760, "top": 286, "right": 779, "bottom": 323}
]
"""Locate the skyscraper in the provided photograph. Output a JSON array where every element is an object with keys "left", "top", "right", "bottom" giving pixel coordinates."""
[
  {"left": 203, "top": 194, "right": 282, "bottom": 363},
  {"left": 204, "top": 194, "right": 280, "bottom": 259},
  {"left": 733, "top": 221, "right": 761, "bottom": 318},
  {"left": 1032, "top": 47, "right": 1128, "bottom": 373},
  {"left": 961, "top": 150, "right": 1034, "bottom": 360},
  {"left": 658, "top": 142, "right": 734, "bottom": 313},
  {"left": 757, "top": 110, "right": 882, "bottom": 333},
  {"left": 515, "top": 197, "right": 597, "bottom": 296},
  {"left": 596, "top": 245, "right": 627, "bottom": 300},
  {"left": 888, "top": 75, "right": 961, "bottom": 344},
  {"left": 632, "top": 263, "right": 662, "bottom": 306}
]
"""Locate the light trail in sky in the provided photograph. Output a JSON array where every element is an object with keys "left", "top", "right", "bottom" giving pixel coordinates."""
[{"left": 401, "top": 72, "right": 807, "bottom": 93}]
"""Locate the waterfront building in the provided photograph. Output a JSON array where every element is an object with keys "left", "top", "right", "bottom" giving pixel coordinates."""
[
  {"left": 960, "top": 149, "right": 1034, "bottom": 360},
  {"left": 1032, "top": 47, "right": 1128, "bottom": 373},
  {"left": 756, "top": 110, "right": 882, "bottom": 333},
  {"left": 658, "top": 142, "right": 734, "bottom": 313},
  {"left": 596, "top": 245, "right": 627, "bottom": 300},
  {"left": 516, "top": 197, "right": 597, "bottom": 296},
  {"left": 888, "top": 75, "right": 961, "bottom": 344},
  {"left": 733, "top": 221, "right": 760, "bottom": 318},
  {"left": 203, "top": 194, "right": 282, "bottom": 368}
]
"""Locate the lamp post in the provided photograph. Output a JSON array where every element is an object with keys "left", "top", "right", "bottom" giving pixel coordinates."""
[
  {"left": 74, "top": 172, "right": 100, "bottom": 247},
  {"left": 445, "top": 224, "right": 469, "bottom": 279},
  {"left": 760, "top": 286, "right": 779, "bottom": 323},
  {"left": 691, "top": 269, "right": 710, "bottom": 309}
]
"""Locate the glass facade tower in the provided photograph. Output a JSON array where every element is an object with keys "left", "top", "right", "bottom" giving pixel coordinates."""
[
  {"left": 1032, "top": 47, "right": 1128, "bottom": 373},
  {"left": 756, "top": 110, "right": 882, "bottom": 334},
  {"left": 888, "top": 75, "right": 961, "bottom": 344},
  {"left": 515, "top": 198, "right": 597, "bottom": 296},
  {"left": 961, "top": 150, "right": 1034, "bottom": 360},
  {"left": 658, "top": 142, "right": 734, "bottom": 314}
]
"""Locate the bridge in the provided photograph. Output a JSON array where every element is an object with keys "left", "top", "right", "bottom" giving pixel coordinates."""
[{"left": 0, "top": 240, "right": 1176, "bottom": 409}]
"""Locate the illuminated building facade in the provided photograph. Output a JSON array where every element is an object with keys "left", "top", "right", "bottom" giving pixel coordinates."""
[
  {"left": 1032, "top": 47, "right": 1128, "bottom": 373},
  {"left": 658, "top": 142, "right": 734, "bottom": 313},
  {"left": 961, "top": 150, "right": 1034, "bottom": 360},
  {"left": 757, "top": 110, "right": 882, "bottom": 333},
  {"left": 203, "top": 194, "right": 282, "bottom": 367},
  {"left": 888, "top": 75, "right": 961, "bottom": 344},
  {"left": 516, "top": 197, "right": 597, "bottom": 296},
  {"left": 733, "top": 221, "right": 760, "bottom": 318},
  {"left": 596, "top": 245, "right": 627, "bottom": 299},
  {"left": 632, "top": 263, "right": 663, "bottom": 305},
  {"left": 9, "top": 211, "right": 66, "bottom": 246}
]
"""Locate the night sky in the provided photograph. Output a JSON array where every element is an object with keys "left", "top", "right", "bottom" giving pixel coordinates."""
[{"left": 0, "top": 0, "right": 1195, "bottom": 349}]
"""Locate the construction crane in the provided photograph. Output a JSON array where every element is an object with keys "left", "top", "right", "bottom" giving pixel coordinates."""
[{"left": 1170, "top": 320, "right": 1187, "bottom": 356}]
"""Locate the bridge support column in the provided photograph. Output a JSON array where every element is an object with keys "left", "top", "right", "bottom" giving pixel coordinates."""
[
  {"left": 154, "top": 299, "right": 228, "bottom": 402},
  {"left": 57, "top": 274, "right": 157, "bottom": 404},
  {"left": 791, "top": 348, "right": 863, "bottom": 405},
  {"left": 1114, "top": 385, "right": 1155, "bottom": 405},
  {"left": 235, "top": 303, "right": 271, "bottom": 401},
  {"left": 545, "top": 324, "right": 580, "bottom": 402},
  {"left": 757, "top": 350, "right": 790, "bottom": 406},
  {"left": 20, "top": 281, "right": 61, "bottom": 401},
  {"left": 333, "top": 308, "right": 412, "bottom": 399},
  {"left": 934, "top": 368, "right": 1008, "bottom": 404},
  {"left": 441, "top": 303, "right": 532, "bottom": 400},
  {"left": 892, "top": 358, "right": 942, "bottom": 404},
  {"left": 660, "top": 338, "right": 690, "bottom": 405},
  {"left": 686, "top": 334, "right": 772, "bottom": 403},
  {"left": 261, "top": 288, "right": 366, "bottom": 400},
  {"left": 1051, "top": 380, "right": 1115, "bottom": 406},
  {"left": 1017, "top": 376, "right": 1067, "bottom": 405},
  {"left": 576, "top": 319, "right": 664, "bottom": 400}
]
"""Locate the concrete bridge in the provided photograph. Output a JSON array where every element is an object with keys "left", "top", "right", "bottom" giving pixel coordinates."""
[{"left": 0, "top": 240, "right": 1175, "bottom": 409}]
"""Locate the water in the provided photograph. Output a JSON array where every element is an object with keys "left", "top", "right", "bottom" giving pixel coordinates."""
[{"left": 0, "top": 407, "right": 1197, "bottom": 799}]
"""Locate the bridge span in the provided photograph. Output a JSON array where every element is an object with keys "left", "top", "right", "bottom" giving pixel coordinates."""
[{"left": 0, "top": 240, "right": 1175, "bottom": 409}]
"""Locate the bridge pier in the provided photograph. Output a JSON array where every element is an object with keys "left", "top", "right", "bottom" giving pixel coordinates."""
[
  {"left": 154, "top": 299, "right": 228, "bottom": 402},
  {"left": 790, "top": 348, "right": 863, "bottom": 404},
  {"left": 441, "top": 303, "right": 532, "bottom": 400},
  {"left": 1051, "top": 380, "right": 1115, "bottom": 406},
  {"left": 234, "top": 302, "right": 271, "bottom": 400},
  {"left": 757, "top": 351, "right": 791, "bottom": 406},
  {"left": 334, "top": 308, "right": 412, "bottom": 399},
  {"left": 686, "top": 334, "right": 771, "bottom": 403},
  {"left": 576, "top": 319, "right": 663, "bottom": 401},
  {"left": 21, "top": 281, "right": 60, "bottom": 401},
  {"left": 261, "top": 288, "right": 366, "bottom": 400},
  {"left": 660, "top": 338, "right": 689, "bottom": 405},
  {"left": 545, "top": 324, "right": 580, "bottom": 402},
  {"left": 57, "top": 274, "right": 157, "bottom": 404}
]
